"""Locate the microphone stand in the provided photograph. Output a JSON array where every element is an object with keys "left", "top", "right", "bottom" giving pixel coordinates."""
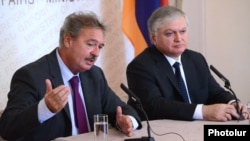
[
  {"left": 124, "top": 102, "right": 155, "bottom": 141},
  {"left": 121, "top": 83, "right": 155, "bottom": 141},
  {"left": 223, "top": 82, "right": 244, "bottom": 121},
  {"left": 210, "top": 65, "right": 244, "bottom": 121}
]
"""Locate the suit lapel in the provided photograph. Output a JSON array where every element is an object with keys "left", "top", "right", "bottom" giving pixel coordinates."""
[
  {"left": 78, "top": 72, "right": 95, "bottom": 126},
  {"left": 47, "top": 49, "right": 71, "bottom": 120},
  {"left": 181, "top": 51, "right": 197, "bottom": 101},
  {"left": 151, "top": 47, "right": 181, "bottom": 94}
]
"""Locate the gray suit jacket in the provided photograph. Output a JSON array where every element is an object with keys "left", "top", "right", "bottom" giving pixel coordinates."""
[
  {"left": 0, "top": 48, "right": 142, "bottom": 141},
  {"left": 126, "top": 46, "right": 235, "bottom": 121}
]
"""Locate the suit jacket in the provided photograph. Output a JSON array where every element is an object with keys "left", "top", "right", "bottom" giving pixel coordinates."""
[
  {"left": 126, "top": 46, "right": 235, "bottom": 121},
  {"left": 0, "top": 48, "right": 142, "bottom": 141}
]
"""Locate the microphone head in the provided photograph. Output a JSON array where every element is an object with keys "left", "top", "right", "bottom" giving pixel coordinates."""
[
  {"left": 209, "top": 65, "right": 231, "bottom": 88},
  {"left": 120, "top": 83, "right": 141, "bottom": 103}
]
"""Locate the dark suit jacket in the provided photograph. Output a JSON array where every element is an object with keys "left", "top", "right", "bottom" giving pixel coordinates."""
[
  {"left": 0, "top": 48, "right": 142, "bottom": 141},
  {"left": 126, "top": 46, "right": 235, "bottom": 121}
]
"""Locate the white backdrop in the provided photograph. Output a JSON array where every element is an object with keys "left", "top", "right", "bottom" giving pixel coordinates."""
[
  {"left": 0, "top": 0, "right": 135, "bottom": 109},
  {"left": 1, "top": 0, "right": 250, "bottom": 110},
  {"left": 0, "top": 0, "right": 179, "bottom": 110}
]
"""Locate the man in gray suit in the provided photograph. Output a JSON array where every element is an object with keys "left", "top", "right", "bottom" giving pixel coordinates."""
[
  {"left": 0, "top": 11, "right": 141, "bottom": 141},
  {"left": 126, "top": 6, "right": 249, "bottom": 122}
]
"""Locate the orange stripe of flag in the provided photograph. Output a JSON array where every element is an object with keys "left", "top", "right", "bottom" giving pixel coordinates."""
[{"left": 122, "top": 0, "right": 147, "bottom": 56}]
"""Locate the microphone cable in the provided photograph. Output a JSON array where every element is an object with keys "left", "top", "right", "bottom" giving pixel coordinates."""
[
  {"left": 121, "top": 83, "right": 186, "bottom": 141},
  {"left": 136, "top": 102, "right": 186, "bottom": 141}
]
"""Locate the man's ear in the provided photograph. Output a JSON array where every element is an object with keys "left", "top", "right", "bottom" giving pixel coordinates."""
[
  {"left": 63, "top": 33, "right": 72, "bottom": 47},
  {"left": 150, "top": 33, "right": 156, "bottom": 45}
]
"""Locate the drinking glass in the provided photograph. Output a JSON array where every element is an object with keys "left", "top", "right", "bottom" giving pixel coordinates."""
[{"left": 94, "top": 114, "right": 108, "bottom": 141}]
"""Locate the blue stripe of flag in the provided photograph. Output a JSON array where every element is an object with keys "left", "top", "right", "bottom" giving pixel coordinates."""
[{"left": 135, "top": 0, "right": 162, "bottom": 46}]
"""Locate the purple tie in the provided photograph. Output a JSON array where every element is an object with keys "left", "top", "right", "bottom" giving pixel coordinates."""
[{"left": 69, "top": 76, "right": 88, "bottom": 134}]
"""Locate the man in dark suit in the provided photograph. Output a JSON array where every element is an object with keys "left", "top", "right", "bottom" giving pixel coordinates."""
[
  {"left": 0, "top": 11, "right": 142, "bottom": 141},
  {"left": 126, "top": 6, "right": 249, "bottom": 122}
]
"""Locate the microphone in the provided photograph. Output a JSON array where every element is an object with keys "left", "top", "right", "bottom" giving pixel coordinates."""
[
  {"left": 209, "top": 65, "right": 244, "bottom": 120},
  {"left": 120, "top": 83, "right": 155, "bottom": 141},
  {"left": 210, "top": 65, "right": 230, "bottom": 89}
]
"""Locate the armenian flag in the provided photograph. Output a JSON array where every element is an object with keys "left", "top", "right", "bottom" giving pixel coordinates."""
[{"left": 122, "top": 0, "right": 169, "bottom": 56}]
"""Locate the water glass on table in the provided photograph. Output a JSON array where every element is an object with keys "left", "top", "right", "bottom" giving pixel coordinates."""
[{"left": 94, "top": 114, "right": 108, "bottom": 141}]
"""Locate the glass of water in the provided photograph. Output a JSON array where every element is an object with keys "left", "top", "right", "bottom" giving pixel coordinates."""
[{"left": 94, "top": 114, "right": 108, "bottom": 141}]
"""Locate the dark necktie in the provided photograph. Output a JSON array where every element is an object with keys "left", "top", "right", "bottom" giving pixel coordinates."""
[
  {"left": 69, "top": 76, "right": 88, "bottom": 134},
  {"left": 173, "top": 62, "right": 190, "bottom": 103}
]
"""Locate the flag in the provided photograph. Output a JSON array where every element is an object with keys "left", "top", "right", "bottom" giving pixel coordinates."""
[{"left": 122, "top": 0, "right": 169, "bottom": 56}]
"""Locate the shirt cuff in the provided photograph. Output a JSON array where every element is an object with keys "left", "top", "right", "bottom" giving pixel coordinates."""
[
  {"left": 228, "top": 99, "right": 238, "bottom": 104},
  {"left": 193, "top": 104, "right": 203, "bottom": 120},
  {"left": 116, "top": 115, "right": 139, "bottom": 131},
  {"left": 128, "top": 115, "right": 139, "bottom": 130},
  {"left": 38, "top": 98, "right": 55, "bottom": 123}
]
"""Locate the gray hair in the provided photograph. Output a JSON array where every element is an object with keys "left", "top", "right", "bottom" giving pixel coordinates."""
[
  {"left": 147, "top": 6, "right": 189, "bottom": 34},
  {"left": 59, "top": 11, "right": 106, "bottom": 46}
]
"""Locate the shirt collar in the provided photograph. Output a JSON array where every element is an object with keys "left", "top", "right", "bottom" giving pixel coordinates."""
[
  {"left": 56, "top": 48, "right": 78, "bottom": 82},
  {"left": 165, "top": 55, "right": 182, "bottom": 66}
]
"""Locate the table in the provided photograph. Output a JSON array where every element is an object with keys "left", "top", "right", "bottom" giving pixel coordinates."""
[{"left": 54, "top": 119, "right": 249, "bottom": 141}]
